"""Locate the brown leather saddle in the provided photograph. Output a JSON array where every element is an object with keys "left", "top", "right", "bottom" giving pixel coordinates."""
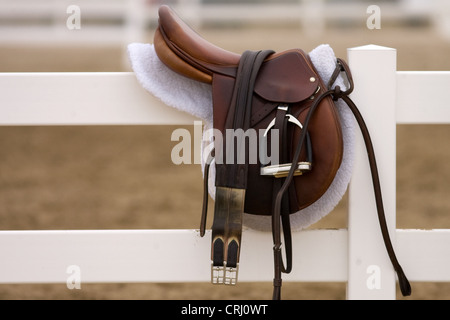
[{"left": 154, "top": 5, "right": 411, "bottom": 299}]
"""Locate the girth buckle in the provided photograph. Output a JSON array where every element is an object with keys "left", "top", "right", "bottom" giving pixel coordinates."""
[
  {"left": 211, "top": 262, "right": 239, "bottom": 285},
  {"left": 211, "top": 264, "right": 225, "bottom": 285},
  {"left": 224, "top": 264, "right": 239, "bottom": 285}
]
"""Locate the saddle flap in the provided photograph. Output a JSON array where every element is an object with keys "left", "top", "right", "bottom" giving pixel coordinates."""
[{"left": 254, "top": 50, "right": 319, "bottom": 104}]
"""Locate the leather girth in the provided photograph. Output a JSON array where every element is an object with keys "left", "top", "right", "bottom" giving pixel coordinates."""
[{"left": 210, "top": 50, "right": 274, "bottom": 285}]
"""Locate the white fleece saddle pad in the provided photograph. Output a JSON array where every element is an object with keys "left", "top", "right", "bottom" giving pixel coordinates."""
[{"left": 128, "top": 42, "right": 355, "bottom": 231}]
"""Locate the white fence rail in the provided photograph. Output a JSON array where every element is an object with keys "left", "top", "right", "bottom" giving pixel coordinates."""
[{"left": 1, "top": 45, "right": 450, "bottom": 299}]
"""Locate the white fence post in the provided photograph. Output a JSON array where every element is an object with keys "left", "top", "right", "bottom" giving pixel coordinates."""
[{"left": 347, "top": 45, "right": 397, "bottom": 299}]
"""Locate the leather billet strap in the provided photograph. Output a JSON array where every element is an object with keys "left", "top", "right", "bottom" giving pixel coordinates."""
[
  {"left": 209, "top": 50, "right": 274, "bottom": 285},
  {"left": 271, "top": 59, "right": 411, "bottom": 299}
]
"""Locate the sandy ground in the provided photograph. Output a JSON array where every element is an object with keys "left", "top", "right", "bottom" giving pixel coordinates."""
[{"left": 1, "top": 21, "right": 450, "bottom": 300}]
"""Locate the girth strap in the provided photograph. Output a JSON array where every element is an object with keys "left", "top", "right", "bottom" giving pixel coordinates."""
[{"left": 208, "top": 49, "right": 275, "bottom": 285}]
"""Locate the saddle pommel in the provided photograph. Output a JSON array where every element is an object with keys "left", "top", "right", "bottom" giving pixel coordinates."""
[{"left": 154, "top": 5, "right": 240, "bottom": 84}]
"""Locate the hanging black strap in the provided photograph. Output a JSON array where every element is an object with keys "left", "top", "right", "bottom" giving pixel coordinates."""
[
  {"left": 203, "top": 50, "right": 275, "bottom": 286},
  {"left": 272, "top": 59, "right": 411, "bottom": 299},
  {"left": 338, "top": 93, "right": 411, "bottom": 297}
]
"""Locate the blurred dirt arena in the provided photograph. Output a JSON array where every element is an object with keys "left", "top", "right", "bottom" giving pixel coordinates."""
[{"left": 1, "top": 2, "right": 450, "bottom": 300}]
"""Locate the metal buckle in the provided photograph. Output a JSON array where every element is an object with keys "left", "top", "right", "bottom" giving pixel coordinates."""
[
  {"left": 224, "top": 264, "right": 239, "bottom": 285},
  {"left": 211, "top": 264, "right": 225, "bottom": 285},
  {"left": 211, "top": 263, "right": 239, "bottom": 285}
]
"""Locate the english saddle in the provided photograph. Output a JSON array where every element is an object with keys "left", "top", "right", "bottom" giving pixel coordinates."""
[{"left": 153, "top": 5, "right": 411, "bottom": 299}]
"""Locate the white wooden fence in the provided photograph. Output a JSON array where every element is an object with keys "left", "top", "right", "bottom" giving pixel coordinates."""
[{"left": 1, "top": 45, "right": 450, "bottom": 299}]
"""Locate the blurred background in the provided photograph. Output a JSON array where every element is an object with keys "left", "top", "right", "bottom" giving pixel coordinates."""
[{"left": 0, "top": 0, "right": 450, "bottom": 300}]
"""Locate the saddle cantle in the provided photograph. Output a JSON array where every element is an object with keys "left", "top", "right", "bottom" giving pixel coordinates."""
[{"left": 153, "top": 5, "right": 411, "bottom": 299}]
